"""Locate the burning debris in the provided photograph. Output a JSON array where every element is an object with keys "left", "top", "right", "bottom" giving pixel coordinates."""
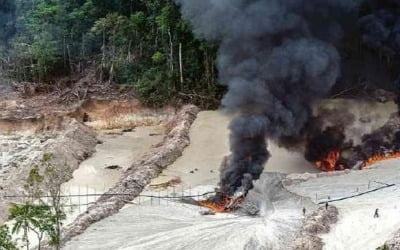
[
  {"left": 315, "top": 150, "right": 341, "bottom": 172},
  {"left": 305, "top": 126, "right": 347, "bottom": 171},
  {"left": 304, "top": 111, "right": 400, "bottom": 172},
  {"left": 198, "top": 192, "right": 244, "bottom": 213},
  {"left": 196, "top": 188, "right": 260, "bottom": 215},
  {"left": 364, "top": 151, "right": 400, "bottom": 167}
]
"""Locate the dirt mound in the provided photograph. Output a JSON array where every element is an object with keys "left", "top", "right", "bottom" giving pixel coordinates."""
[
  {"left": 0, "top": 119, "right": 97, "bottom": 223},
  {"left": 384, "top": 230, "right": 400, "bottom": 249},
  {"left": 294, "top": 206, "right": 338, "bottom": 250}
]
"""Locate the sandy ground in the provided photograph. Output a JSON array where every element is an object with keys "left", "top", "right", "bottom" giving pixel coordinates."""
[
  {"left": 64, "top": 174, "right": 316, "bottom": 250},
  {"left": 285, "top": 160, "right": 400, "bottom": 250}
]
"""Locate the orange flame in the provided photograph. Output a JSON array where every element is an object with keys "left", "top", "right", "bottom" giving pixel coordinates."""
[
  {"left": 199, "top": 196, "right": 244, "bottom": 213},
  {"left": 315, "top": 150, "right": 340, "bottom": 172},
  {"left": 363, "top": 151, "right": 400, "bottom": 168}
]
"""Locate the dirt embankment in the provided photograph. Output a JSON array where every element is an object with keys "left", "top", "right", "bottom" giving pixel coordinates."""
[
  {"left": 294, "top": 206, "right": 339, "bottom": 250},
  {"left": 0, "top": 80, "right": 173, "bottom": 134},
  {"left": 0, "top": 97, "right": 172, "bottom": 134},
  {"left": 0, "top": 119, "right": 98, "bottom": 224},
  {"left": 52, "top": 105, "right": 199, "bottom": 247}
]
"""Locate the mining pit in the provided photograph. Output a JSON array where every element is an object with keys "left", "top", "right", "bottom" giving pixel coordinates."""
[
  {"left": 64, "top": 100, "right": 400, "bottom": 250},
  {"left": 2, "top": 97, "right": 400, "bottom": 250}
]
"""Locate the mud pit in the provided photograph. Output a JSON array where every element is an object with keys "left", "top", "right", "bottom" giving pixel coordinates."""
[
  {"left": 63, "top": 126, "right": 164, "bottom": 194},
  {"left": 149, "top": 111, "right": 318, "bottom": 189},
  {"left": 60, "top": 126, "right": 165, "bottom": 225}
]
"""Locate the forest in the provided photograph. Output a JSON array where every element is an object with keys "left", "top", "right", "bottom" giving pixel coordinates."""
[
  {"left": 0, "top": 0, "right": 220, "bottom": 107},
  {"left": 1, "top": 0, "right": 400, "bottom": 107}
]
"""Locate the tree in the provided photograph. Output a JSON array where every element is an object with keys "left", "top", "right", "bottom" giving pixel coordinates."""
[
  {"left": 24, "top": 165, "right": 44, "bottom": 201},
  {"left": 2, "top": 0, "right": 220, "bottom": 107},
  {"left": 10, "top": 153, "right": 68, "bottom": 250},
  {"left": 0, "top": 225, "right": 18, "bottom": 250},
  {"left": 41, "top": 153, "right": 69, "bottom": 249},
  {"left": 9, "top": 203, "right": 55, "bottom": 250}
]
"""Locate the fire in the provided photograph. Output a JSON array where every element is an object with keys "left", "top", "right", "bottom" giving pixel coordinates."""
[
  {"left": 198, "top": 196, "right": 244, "bottom": 213},
  {"left": 313, "top": 149, "right": 400, "bottom": 172},
  {"left": 315, "top": 150, "right": 340, "bottom": 172},
  {"left": 363, "top": 151, "right": 400, "bottom": 168}
]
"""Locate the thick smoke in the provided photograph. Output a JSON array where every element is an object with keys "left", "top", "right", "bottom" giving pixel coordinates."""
[
  {"left": 176, "top": 0, "right": 363, "bottom": 195},
  {"left": 358, "top": 0, "right": 400, "bottom": 92},
  {"left": 359, "top": 0, "right": 400, "bottom": 58}
]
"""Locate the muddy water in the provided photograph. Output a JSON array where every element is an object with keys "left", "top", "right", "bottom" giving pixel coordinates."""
[
  {"left": 62, "top": 126, "right": 164, "bottom": 198},
  {"left": 148, "top": 111, "right": 318, "bottom": 189},
  {"left": 149, "top": 99, "right": 398, "bottom": 188}
]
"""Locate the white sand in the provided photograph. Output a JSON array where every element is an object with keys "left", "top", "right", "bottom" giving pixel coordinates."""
[
  {"left": 64, "top": 174, "right": 314, "bottom": 250},
  {"left": 286, "top": 159, "right": 400, "bottom": 250}
]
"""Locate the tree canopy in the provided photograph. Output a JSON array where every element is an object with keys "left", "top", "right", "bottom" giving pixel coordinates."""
[{"left": 1, "top": 0, "right": 221, "bottom": 107}]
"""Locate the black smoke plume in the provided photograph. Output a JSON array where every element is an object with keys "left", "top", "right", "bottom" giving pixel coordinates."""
[
  {"left": 359, "top": 0, "right": 400, "bottom": 58},
  {"left": 305, "top": 127, "right": 344, "bottom": 162},
  {"left": 175, "top": 0, "right": 365, "bottom": 195}
]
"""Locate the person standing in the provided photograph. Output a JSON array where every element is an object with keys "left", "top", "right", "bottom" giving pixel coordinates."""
[{"left": 374, "top": 208, "right": 379, "bottom": 218}]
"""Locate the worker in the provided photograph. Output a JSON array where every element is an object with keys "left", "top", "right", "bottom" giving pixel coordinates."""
[
  {"left": 325, "top": 202, "right": 329, "bottom": 210},
  {"left": 302, "top": 207, "right": 306, "bottom": 216},
  {"left": 374, "top": 208, "right": 379, "bottom": 218}
]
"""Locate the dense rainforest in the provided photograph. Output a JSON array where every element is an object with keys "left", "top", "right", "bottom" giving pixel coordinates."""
[
  {"left": 0, "top": 0, "right": 220, "bottom": 107},
  {"left": 0, "top": 0, "right": 400, "bottom": 107}
]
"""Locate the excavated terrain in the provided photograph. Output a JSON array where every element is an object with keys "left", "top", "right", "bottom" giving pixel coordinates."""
[
  {"left": 62, "top": 101, "right": 400, "bottom": 250},
  {"left": 3, "top": 89, "right": 400, "bottom": 250}
]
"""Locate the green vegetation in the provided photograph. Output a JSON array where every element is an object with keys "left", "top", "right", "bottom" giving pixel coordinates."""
[
  {"left": 9, "top": 203, "right": 56, "bottom": 250},
  {"left": 377, "top": 244, "right": 390, "bottom": 250},
  {"left": 2, "top": 154, "right": 68, "bottom": 250},
  {"left": 1, "top": 0, "right": 221, "bottom": 107},
  {"left": 0, "top": 225, "right": 18, "bottom": 250}
]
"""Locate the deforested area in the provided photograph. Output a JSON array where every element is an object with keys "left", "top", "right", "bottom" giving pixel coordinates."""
[{"left": 2, "top": 1, "right": 400, "bottom": 250}]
